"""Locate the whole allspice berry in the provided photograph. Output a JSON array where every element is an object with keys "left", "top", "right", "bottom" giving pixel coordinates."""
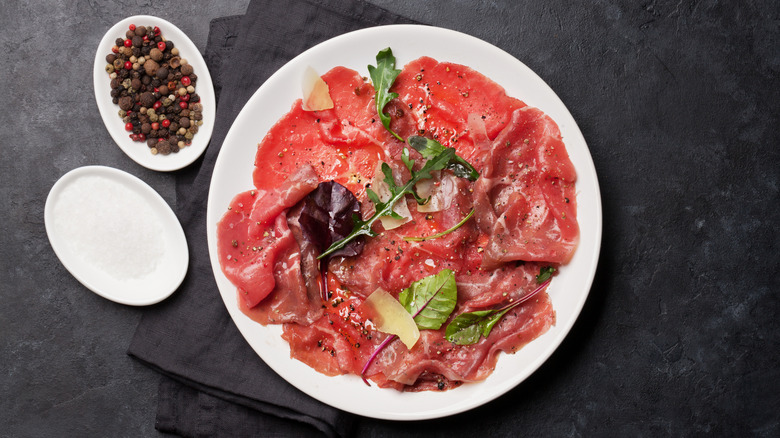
[
  {"left": 150, "top": 48, "right": 163, "bottom": 62},
  {"left": 157, "top": 140, "right": 172, "bottom": 155},
  {"left": 143, "top": 59, "right": 159, "bottom": 76},
  {"left": 118, "top": 96, "right": 134, "bottom": 111},
  {"left": 139, "top": 91, "right": 156, "bottom": 108}
]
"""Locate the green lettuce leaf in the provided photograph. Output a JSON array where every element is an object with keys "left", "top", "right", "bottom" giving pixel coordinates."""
[{"left": 398, "top": 269, "right": 457, "bottom": 330}]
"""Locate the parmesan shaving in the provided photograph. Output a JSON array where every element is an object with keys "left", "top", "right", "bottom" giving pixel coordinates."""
[
  {"left": 415, "top": 171, "right": 456, "bottom": 213},
  {"left": 363, "top": 289, "right": 420, "bottom": 349},
  {"left": 301, "top": 66, "right": 334, "bottom": 111},
  {"left": 372, "top": 164, "right": 412, "bottom": 230}
]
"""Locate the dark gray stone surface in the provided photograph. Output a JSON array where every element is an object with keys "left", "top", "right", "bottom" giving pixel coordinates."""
[
  {"left": 1, "top": 0, "right": 777, "bottom": 436},
  {"left": 1, "top": 2, "right": 249, "bottom": 437}
]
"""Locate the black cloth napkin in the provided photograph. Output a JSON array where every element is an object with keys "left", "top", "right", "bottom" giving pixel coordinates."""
[{"left": 128, "top": 1, "right": 413, "bottom": 437}]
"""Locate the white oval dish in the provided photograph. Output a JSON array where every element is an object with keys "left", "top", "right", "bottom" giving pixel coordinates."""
[
  {"left": 45, "top": 166, "right": 188, "bottom": 306},
  {"left": 93, "top": 15, "right": 215, "bottom": 172},
  {"left": 207, "top": 25, "right": 602, "bottom": 420}
]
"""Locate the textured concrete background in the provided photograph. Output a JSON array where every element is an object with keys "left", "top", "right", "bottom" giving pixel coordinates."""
[{"left": 1, "top": 0, "right": 778, "bottom": 436}]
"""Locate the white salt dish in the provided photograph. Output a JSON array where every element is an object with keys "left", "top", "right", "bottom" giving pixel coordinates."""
[
  {"left": 93, "top": 15, "right": 215, "bottom": 172},
  {"left": 45, "top": 166, "right": 188, "bottom": 306}
]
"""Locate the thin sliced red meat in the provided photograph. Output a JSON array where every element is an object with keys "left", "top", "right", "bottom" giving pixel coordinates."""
[
  {"left": 366, "top": 286, "right": 554, "bottom": 390},
  {"left": 253, "top": 67, "right": 388, "bottom": 200},
  {"left": 217, "top": 57, "right": 578, "bottom": 391},
  {"left": 392, "top": 57, "right": 526, "bottom": 163},
  {"left": 218, "top": 207, "right": 297, "bottom": 309},
  {"left": 247, "top": 164, "right": 319, "bottom": 237},
  {"left": 473, "top": 107, "right": 578, "bottom": 268}
]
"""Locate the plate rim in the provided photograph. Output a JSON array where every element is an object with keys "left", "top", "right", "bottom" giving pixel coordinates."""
[
  {"left": 206, "top": 24, "right": 602, "bottom": 420},
  {"left": 92, "top": 15, "right": 216, "bottom": 172}
]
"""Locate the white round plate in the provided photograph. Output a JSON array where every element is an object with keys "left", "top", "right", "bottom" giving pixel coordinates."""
[
  {"left": 46, "top": 166, "right": 188, "bottom": 306},
  {"left": 207, "top": 25, "right": 602, "bottom": 420},
  {"left": 93, "top": 15, "right": 215, "bottom": 172}
]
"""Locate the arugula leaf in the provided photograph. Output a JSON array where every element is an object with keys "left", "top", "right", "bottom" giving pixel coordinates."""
[
  {"left": 536, "top": 266, "right": 556, "bottom": 283},
  {"left": 401, "top": 147, "right": 414, "bottom": 172},
  {"left": 368, "top": 48, "right": 403, "bottom": 141},
  {"left": 398, "top": 269, "right": 457, "bottom": 330},
  {"left": 403, "top": 209, "right": 475, "bottom": 242},
  {"left": 445, "top": 277, "right": 552, "bottom": 345},
  {"left": 408, "top": 136, "right": 480, "bottom": 181},
  {"left": 318, "top": 148, "right": 456, "bottom": 259}
]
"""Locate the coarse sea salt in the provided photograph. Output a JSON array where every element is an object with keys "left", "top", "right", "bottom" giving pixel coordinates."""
[{"left": 52, "top": 174, "right": 165, "bottom": 280}]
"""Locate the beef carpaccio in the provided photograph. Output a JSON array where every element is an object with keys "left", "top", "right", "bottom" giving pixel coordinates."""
[{"left": 217, "top": 55, "right": 579, "bottom": 391}]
